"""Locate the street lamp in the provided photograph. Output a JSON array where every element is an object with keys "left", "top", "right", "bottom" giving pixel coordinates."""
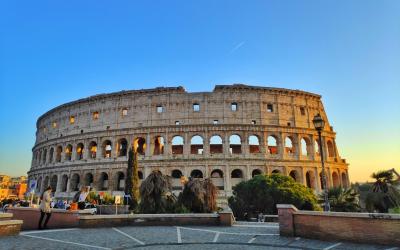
[{"left": 312, "top": 113, "right": 330, "bottom": 212}]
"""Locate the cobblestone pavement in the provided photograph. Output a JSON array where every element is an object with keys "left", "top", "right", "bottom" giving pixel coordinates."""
[{"left": 0, "top": 223, "right": 397, "bottom": 250}]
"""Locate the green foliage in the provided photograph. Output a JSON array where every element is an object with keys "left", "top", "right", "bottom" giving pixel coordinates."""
[
  {"left": 364, "top": 170, "right": 400, "bottom": 213},
  {"left": 126, "top": 147, "right": 140, "bottom": 210},
  {"left": 139, "top": 171, "right": 176, "bottom": 213},
  {"left": 388, "top": 207, "right": 400, "bottom": 214},
  {"left": 228, "top": 174, "right": 320, "bottom": 219},
  {"left": 321, "top": 187, "right": 360, "bottom": 212},
  {"left": 102, "top": 192, "right": 115, "bottom": 205},
  {"left": 179, "top": 178, "right": 218, "bottom": 213}
]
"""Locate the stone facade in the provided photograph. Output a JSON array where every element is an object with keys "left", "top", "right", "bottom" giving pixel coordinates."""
[{"left": 27, "top": 84, "right": 349, "bottom": 199}]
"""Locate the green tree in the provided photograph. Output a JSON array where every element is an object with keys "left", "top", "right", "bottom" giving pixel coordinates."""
[
  {"left": 228, "top": 174, "right": 320, "bottom": 219},
  {"left": 322, "top": 187, "right": 360, "bottom": 212},
  {"left": 125, "top": 147, "right": 140, "bottom": 210}
]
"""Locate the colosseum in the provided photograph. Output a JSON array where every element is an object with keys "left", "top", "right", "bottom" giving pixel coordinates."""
[{"left": 28, "top": 84, "right": 349, "bottom": 201}]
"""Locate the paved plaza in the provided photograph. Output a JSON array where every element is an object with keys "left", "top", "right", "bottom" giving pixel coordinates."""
[{"left": 0, "top": 223, "right": 397, "bottom": 250}]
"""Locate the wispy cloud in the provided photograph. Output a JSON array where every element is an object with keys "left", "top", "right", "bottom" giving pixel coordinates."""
[{"left": 229, "top": 41, "right": 245, "bottom": 54}]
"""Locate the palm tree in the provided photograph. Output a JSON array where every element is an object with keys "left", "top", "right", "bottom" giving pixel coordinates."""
[
  {"left": 368, "top": 170, "right": 400, "bottom": 212},
  {"left": 323, "top": 187, "right": 360, "bottom": 212}
]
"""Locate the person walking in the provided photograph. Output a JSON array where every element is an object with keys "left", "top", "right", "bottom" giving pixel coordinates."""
[{"left": 38, "top": 186, "right": 52, "bottom": 230}]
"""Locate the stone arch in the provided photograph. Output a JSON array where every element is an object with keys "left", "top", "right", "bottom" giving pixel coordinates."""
[
  {"left": 172, "top": 136, "right": 184, "bottom": 155},
  {"left": 306, "top": 171, "right": 315, "bottom": 189},
  {"left": 43, "top": 176, "right": 49, "bottom": 191},
  {"left": 289, "top": 170, "right": 300, "bottom": 182},
  {"left": 252, "top": 169, "right": 262, "bottom": 178},
  {"left": 50, "top": 175, "right": 58, "bottom": 192},
  {"left": 190, "top": 135, "right": 204, "bottom": 155},
  {"left": 38, "top": 150, "right": 42, "bottom": 165},
  {"left": 211, "top": 169, "right": 224, "bottom": 190},
  {"left": 171, "top": 169, "right": 183, "bottom": 178},
  {"left": 341, "top": 172, "right": 348, "bottom": 188},
  {"left": 229, "top": 134, "right": 242, "bottom": 154},
  {"left": 285, "top": 136, "right": 295, "bottom": 155},
  {"left": 117, "top": 138, "right": 128, "bottom": 157},
  {"left": 327, "top": 140, "right": 335, "bottom": 157},
  {"left": 70, "top": 173, "right": 80, "bottom": 191},
  {"left": 56, "top": 146, "right": 62, "bottom": 162},
  {"left": 249, "top": 135, "right": 260, "bottom": 153},
  {"left": 89, "top": 141, "right": 97, "bottom": 159},
  {"left": 231, "top": 169, "right": 243, "bottom": 178},
  {"left": 301, "top": 137, "right": 311, "bottom": 156},
  {"left": 99, "top": 172, "right": 109, "bottom": 190},
  {"left": 153, "top": 136, "right": 164, "bottom": 155},
  {"left": 116, "top": 171, "right": 125, "bottom": 191},
  {"left": 65, "top": 144, "right": 73, "bottom": 161},
  {"left": 36, "top": 176, "right": 42, "bottom": 193},
  {"left": 84, "top": 173, "right": 94, "bottom": 187},
  {"left": 61, "top": 174, "right": 68, "bottom": 192},
  {"left": 332, "top": 172, "right": 340, "bottom": 188},
  {"left": 267, "top": 135, "right": 278, "bottom": 154},
  {"left": 211, "top": 169, "right": 224, "bottom": 178},
  {"left": 134, "top": 137, "right": 146, "bottom": 155},
  {"left": 190, "top": 169, "right": 203, "bottom": 178},
  {"left": 272, "top": 169, "right": 281, "bottom": 174},
  {"left": 49, "top": 147, "right": 54, "bottom": 163},
  {"left": 76, "top": 143, "right": 84, "bottom": 160},
  {"left": 102, "top": 140, "right": 112, "bottom": 158},
  {"left": 210, "top": 135, "right": 223, "bottom": 154},
  {"left": 42, "top": 149, "right": 47, "bottom": 164}
]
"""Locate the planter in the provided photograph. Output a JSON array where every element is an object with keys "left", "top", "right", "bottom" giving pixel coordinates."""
[{"left": 97, "top": 205, "right": 130, "bottom": 215}]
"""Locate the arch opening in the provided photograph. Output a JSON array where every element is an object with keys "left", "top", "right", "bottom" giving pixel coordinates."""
[
  {"left": 99, "top": 172, "right": 109, "bottom": 190},
  {"left": 153, "top": 136, "right": 164, "bottom": 155},
  {"left": 61, "top": 175, "right": 68, "bottom": 192},
  {"left": 70, "top": 174, "right": 80, "bottom": 192},
  {"left": 134, "top": 137, "right": 146, "bottom": 155},
  {"left": 117, "top": 138, "right": 128, "bottom": 157},
  {"left": 252, "top": 169, "right": 262, "bottom": 178},
  {"left": 102, "top": 140, "right": 112, "bottom": 158},
  {"left": 285, "top": 137, "right": 294, "bottom": 155},
  {"left": 249, "top": 135, "right": 260, "bottom": 153},
  {"left": 190, "top": 135, "right": 204, "bottom": 154},
  {"left": 229, "top": 134, "right": 242, "bottom": 154},
  {"left": 76, "top": 143, "right": 84, "bottom": 160},
  {"left": 172, "top": 136, "right": 184, "bottom": 155},
  {"left": 267, "top": 136, "right": 278, "bottom": 154},
  {"left": 89, "top": 141, "right": 97, "bottom": 159},
  {"left": 210, "top": 135, "right": 223, "bottom": 154},
  {"left": 190, "top": 169, "right": 203, "bottom": 178}
]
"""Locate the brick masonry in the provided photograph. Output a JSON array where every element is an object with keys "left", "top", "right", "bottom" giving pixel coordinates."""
[{"left": 277, "top": 204, "right": 400, "bottom": 246}]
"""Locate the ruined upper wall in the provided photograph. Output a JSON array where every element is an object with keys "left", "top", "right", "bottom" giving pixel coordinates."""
[{"left": 35, "top": 84, "right": 331, "bottom": 144}]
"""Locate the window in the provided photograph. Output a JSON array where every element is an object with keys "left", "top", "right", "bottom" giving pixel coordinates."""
[
  {"left": 93, "top": 111, "right": 99, "bottom": 120},
  {"left": 193, "top": 103, "right": 200, "bottom": 112},
  {"left": 122, "top": 108, "right": 128, "bottom": 116},
  {"left": 69, "top": 116, "right": 75, "bottom": 124},
  {"left": 175, "top": 121, "right": 180, "bottom": 125},
  {"left": 300, "top": 107, "right": 306, "bottom": 115},
  {"left": 287, "top": 122, "right": 291, "bottom": 127},
  {"left": 231, "top": 102, "right": 238, "bottom": 111},
  {"left": 251, "top": 120, "right": 256, "bottom": 125},
  {"left": 267, "top": 104, "right": 274, "bottom": 112},
  {"left": 213, "top": 120, "right": 218, "bottom": 125},
  {"left": 156, "top": 105, "right": 163, "bottom": 113},
  {"left": 52, "top": 121, "right": 57, "bottom": 128}
]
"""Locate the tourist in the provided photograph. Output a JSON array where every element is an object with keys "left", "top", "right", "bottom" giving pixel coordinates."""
[
  {"left": 73, "top": 186, "right": 89, "bottom": 209},
  {"left": 38, "top": 186, "right": 52, "bottom": 230}
]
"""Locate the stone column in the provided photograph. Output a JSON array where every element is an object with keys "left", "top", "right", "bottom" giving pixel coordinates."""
[{"left": 145, "top": 133, "right": 151, "bottom": 157}]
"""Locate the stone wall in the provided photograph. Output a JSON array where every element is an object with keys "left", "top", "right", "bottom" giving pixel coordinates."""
[{"left": 277, "top": 204, "right": 400, "bottom": 246}]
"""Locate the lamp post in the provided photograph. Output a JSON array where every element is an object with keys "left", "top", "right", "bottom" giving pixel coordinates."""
[{"left": 312, "top": 113, "right": 330, "bottom": 212}]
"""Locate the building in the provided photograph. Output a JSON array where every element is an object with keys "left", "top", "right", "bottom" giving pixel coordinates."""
[
  {"left": 27, "top": 84, "right": 349, "bottom": 199},
  {"left": 0, "top": 175, "right": 27, "bottom": 200}
]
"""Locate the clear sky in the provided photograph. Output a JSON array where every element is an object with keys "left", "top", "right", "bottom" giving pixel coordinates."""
[{"left": 0, "top": 0, "right": 399, "bottom": 182}]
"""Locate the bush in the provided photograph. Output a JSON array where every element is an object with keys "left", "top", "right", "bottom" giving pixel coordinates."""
[
  {"left": 179, "top": 178, "right": 218, "bottom": 213},
  {"left": 228, "top": 174, "right": 320, "bottom": 219}
]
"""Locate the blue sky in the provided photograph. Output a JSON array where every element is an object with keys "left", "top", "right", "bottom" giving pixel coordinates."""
[{"left": 0, "top": 0, "right": 399, "bottom": 181}]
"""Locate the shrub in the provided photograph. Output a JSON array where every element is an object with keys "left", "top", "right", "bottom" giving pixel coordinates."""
[
  {"left": 228, "top": 174, "right": 320, "bottom": 219},
  {"left": 179, "top": 178, "right": 218, "bottom": 213}
]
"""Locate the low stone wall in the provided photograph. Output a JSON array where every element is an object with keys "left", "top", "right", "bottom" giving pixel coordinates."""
[
  {"left": 79, "top": 212, "right": 234, "bottom": 228},
  {"left": 0, "top": 213, "right": 23, "bottom": 236},
  {"left": 7, "top": 207, "right": 92, "bottom": 230},
  {"left": 277, "top": 204, "right": 400, "bottom": 246},
  {"left": 97, "top": 205, "right": 129, "bottom": 215}
]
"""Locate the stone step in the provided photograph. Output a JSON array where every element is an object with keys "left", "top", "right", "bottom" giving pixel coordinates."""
[
  {"left": 0, "top": 213, "right": 13, "bottom": 221},
  {"left": 0, "top": 220, "right": 23, "bottom": 236}
]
